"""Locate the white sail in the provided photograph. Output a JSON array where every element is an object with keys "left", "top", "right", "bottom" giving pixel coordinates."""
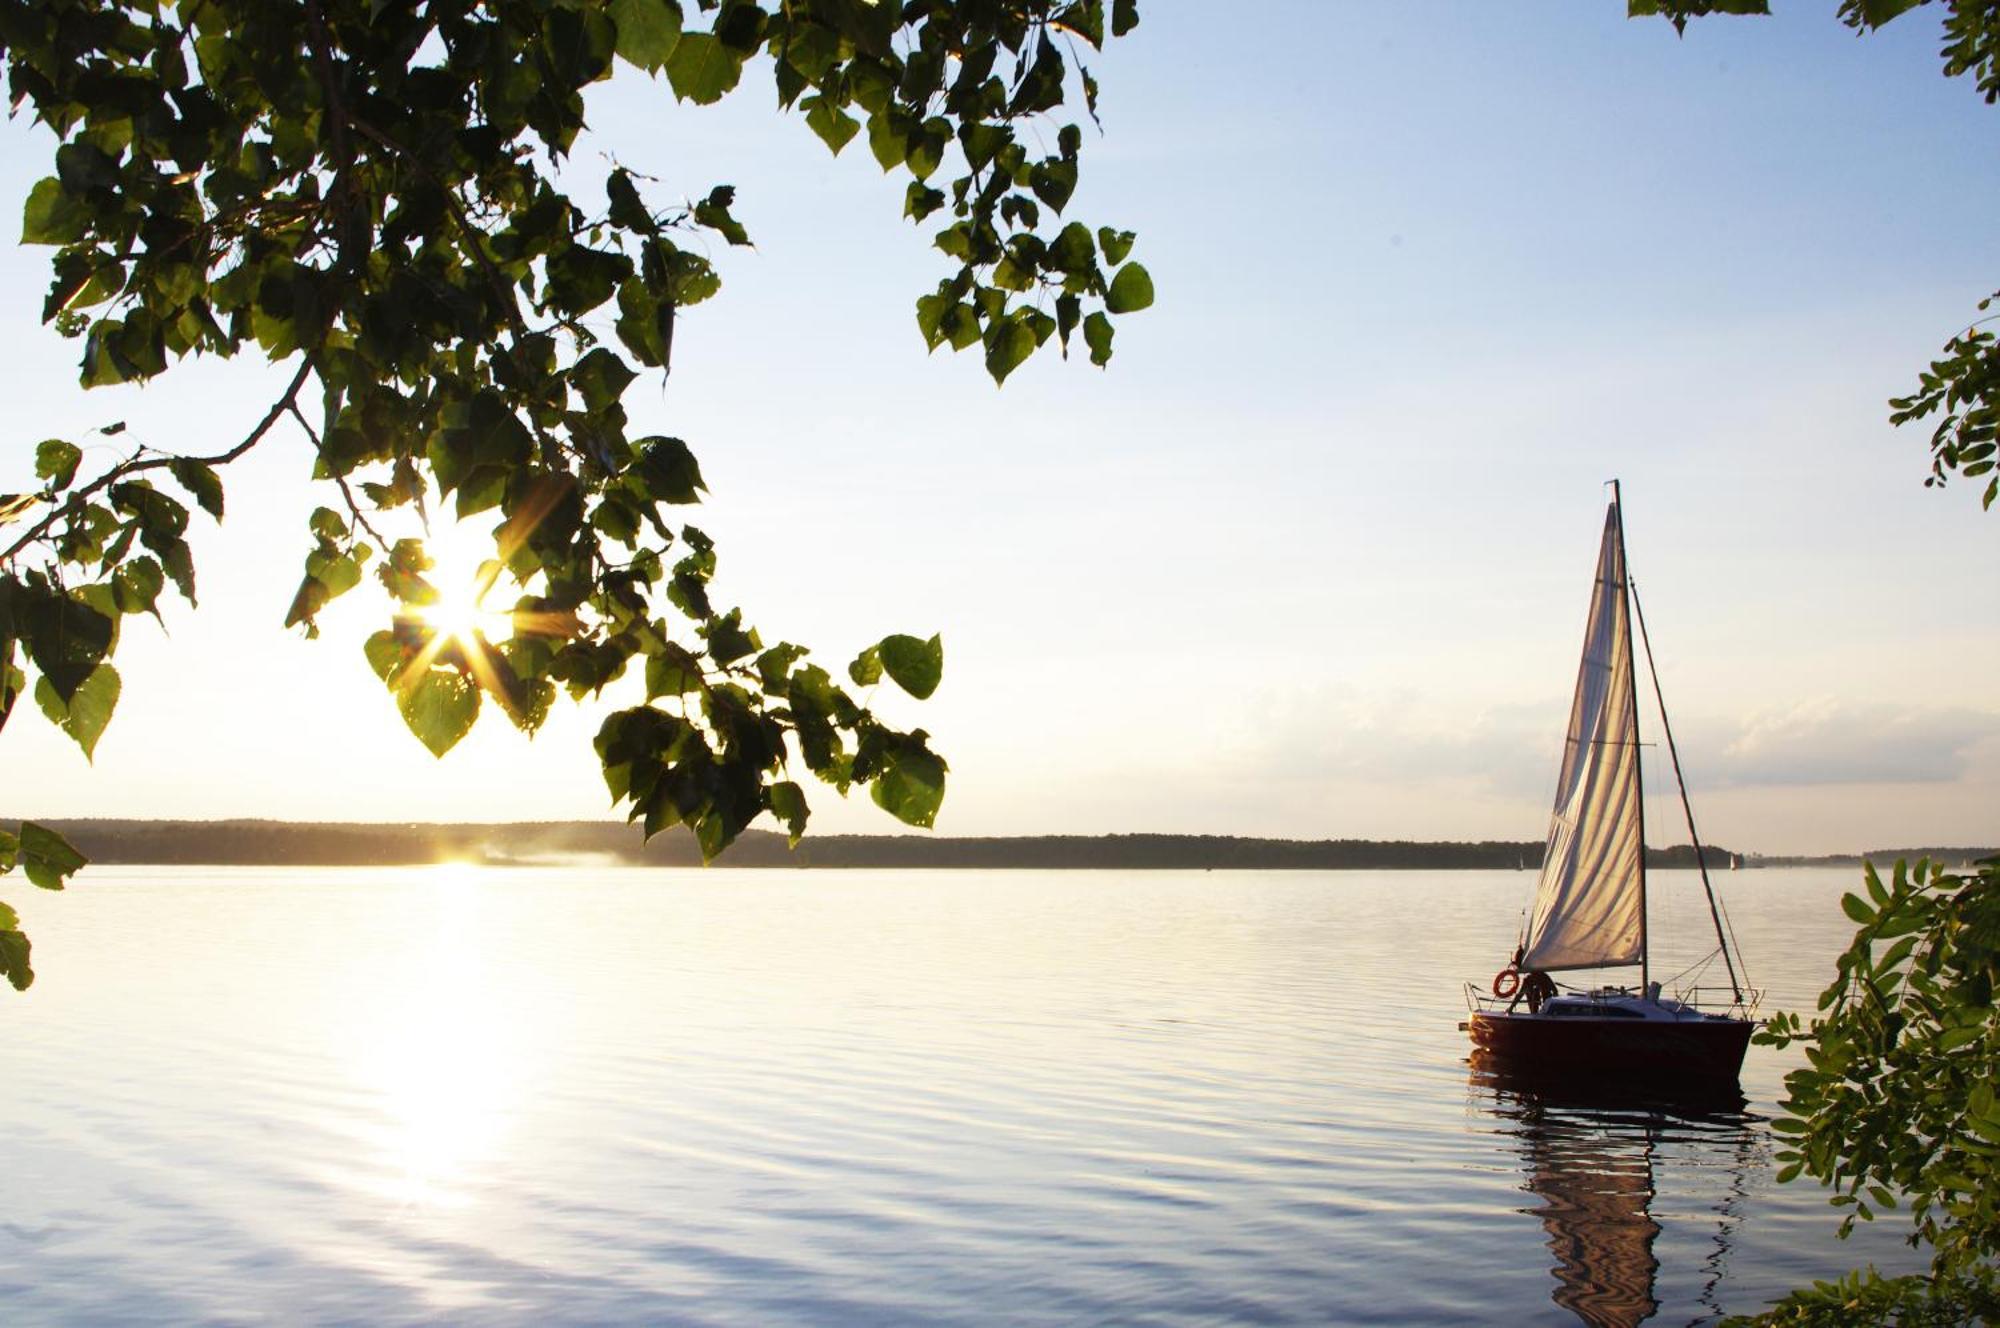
[{"left": 1521, "top": 503, "right": 1644, "bottom": 972}]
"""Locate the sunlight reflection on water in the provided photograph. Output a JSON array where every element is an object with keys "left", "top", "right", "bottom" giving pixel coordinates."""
[
  {"left": 355, "top": 865, "right": 515, "bottom": 1212},
  {"left": 0, "top": 866, "right": 1928, "bottom": 1325}
]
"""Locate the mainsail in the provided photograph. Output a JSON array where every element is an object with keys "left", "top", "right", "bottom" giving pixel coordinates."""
[{"left": 1521, "top": 502, "right": 1644, "bottom": 972}]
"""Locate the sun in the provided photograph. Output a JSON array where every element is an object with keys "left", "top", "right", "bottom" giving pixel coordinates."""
[
  {"left": 414, "top": 520, "right": 514, "bottom": 647},
  {"left": 422, "top": 574, "right": 501, "bottom": 645}
]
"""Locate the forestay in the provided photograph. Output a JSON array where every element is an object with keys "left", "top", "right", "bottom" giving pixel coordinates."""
[{"left": 1521, "top": 504, "right": 1644, "bottom": 972}]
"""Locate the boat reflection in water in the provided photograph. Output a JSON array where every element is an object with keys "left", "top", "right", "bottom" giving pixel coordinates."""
[{"left": 1469, "top": 1055, "right": 1765, "bottom": 1327}]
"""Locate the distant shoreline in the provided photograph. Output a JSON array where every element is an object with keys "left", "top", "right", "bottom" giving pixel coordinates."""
[{"left": 11, "top": 819, "right": 1993, "bottom": 872}]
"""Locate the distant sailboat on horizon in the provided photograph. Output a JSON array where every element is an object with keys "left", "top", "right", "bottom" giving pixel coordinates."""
[{"left": 1463, "top": 484, "right": 1758, "bottom": 1084}]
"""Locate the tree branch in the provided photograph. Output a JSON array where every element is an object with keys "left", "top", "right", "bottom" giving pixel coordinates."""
[
  {"left": 1, "top": 357, "right": 314, "bottom": 565},
  {"left": 284, "top": 397, "right": 388, "bottom": 547}
]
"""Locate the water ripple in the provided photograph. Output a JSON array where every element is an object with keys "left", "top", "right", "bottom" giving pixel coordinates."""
[{"left": 0, "top": 866, "right": 1929, "bottom": 1325}]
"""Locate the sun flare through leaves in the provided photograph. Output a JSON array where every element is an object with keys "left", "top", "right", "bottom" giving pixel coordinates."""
[{"left": 0, "top": 0, "right": 1143, "bottom": 986}]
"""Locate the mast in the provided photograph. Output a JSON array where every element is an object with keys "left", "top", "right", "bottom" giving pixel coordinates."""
[
  {"left": 1611, "top": 480, "right": 1648, "bottom": 993},
  {"left": 1629, "top": 562, "right": 1745, "bottom": 1003}
]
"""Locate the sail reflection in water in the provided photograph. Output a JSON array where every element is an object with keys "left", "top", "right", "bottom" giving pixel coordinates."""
[{"left": 1470, "top": 1058, "right": 1766, "bottom": 1327}]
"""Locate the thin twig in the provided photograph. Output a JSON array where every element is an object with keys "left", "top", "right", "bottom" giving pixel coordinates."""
[
  {"left": 284, "top": 398, "right": 388, "bottom": 547},
  {"left": 1, "top": 358, "right": 314, "bottom": 564}
]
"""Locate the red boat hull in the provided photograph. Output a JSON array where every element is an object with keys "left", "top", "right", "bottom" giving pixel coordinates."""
[{"left": 1467, "top": 1011, "right": 1753, "bottom": 1083}]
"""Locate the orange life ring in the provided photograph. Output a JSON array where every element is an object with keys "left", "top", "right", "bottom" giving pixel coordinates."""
[{"left": 1492, "top": 967, "right": 1521, "bottom": 999}]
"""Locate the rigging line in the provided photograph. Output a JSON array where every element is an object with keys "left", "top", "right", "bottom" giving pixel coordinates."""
[
  {"left": 1718, "top": 895, "right": 1754, "bottom": 1002},
  {"left": 1661, "top": 949, "right": 1719, "bottom": 990},
  {"left": 1627, "top": 571, "right": 1743, "bottom": 1002}
]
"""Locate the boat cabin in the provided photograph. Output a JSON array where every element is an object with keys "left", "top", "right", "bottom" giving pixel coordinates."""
[{"left": 1536, "top": 986, "right": 1725, "bottom": 1023}]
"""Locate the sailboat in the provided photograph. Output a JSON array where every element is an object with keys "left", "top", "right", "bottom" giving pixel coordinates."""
[{"left": 1464, "top": 484, "right": 1758, "bottom": 1082}]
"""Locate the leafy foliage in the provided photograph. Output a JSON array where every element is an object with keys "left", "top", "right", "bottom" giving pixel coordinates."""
[
  {"left": 0, "top": 0, "right": 1153, "bottom": 988},
  {"left": 1627, "top": 0, "right": 1774, "bottom": 34},
  {"left": 0, "top": 820, "right": 89, "bottom": 990},
  {"left": 1891, "top": 294, "right": 2000, "bottom": 511},
  {"left": 1739, "top": 858, "right": 2000, "bottom": 1324},
  {"left": 1722, "top": 1264, "right": 2000, "bottom": 1327}
]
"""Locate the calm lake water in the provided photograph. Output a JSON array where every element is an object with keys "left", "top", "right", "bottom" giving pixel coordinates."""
[{"left": 2, "top": 866, "right": 1925, "bottom": 1325}]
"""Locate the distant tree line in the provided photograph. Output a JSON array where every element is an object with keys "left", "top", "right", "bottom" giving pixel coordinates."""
[{"left": 13, "top": 820, "right": 1797, "bottom": 871}]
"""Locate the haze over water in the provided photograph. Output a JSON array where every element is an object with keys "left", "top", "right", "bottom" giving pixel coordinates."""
[{"left": 5, "top": 865, "right": 1923, "bottom": 1324}]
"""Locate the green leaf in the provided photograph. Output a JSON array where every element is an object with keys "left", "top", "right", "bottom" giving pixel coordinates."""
[
  {"left": 768, "top": 780, "right": 808, "bottom": 845},
  {"left": 905, "top": 119, "right": 947, "bottom": 180},
  {"left": 693, "top": 185, "right": 751, "bottom": 246},
  {"left": 610, "top": 0, "right": 682, "bottom": 71},
  {"left": 1083, "top": 310, "right": 1114, "bottom": 367},
  {"left": 1030, "top": 158, "right": 1078, "bottom": 213},
  {"left": 959, "top": 122, "right": 1011, "bottom": 171},
  {"left": 904, "top": 181, "right": 945, "bottom": 221},
  {"left": 645, "top": 642, "right": 705, "bottom": 697},
  {"left": 631, "top": 436, "right": 707, "bottom": 504},
  {"left": 878, "top": 633, "right": 942, "bottom": 700},
  {"left": 20, "top": 821, "right": 87, "bottom": 891},
  {"left": 0, "top": 927, "right": 30, "bottom": 991},
  {"left": 985, "top": 317, "right": 1036, "bottom": 384},
  {"left": 1937, "top": 1023, "right": 1985, "bottom": 1051},
  {"left": 870, "top": 744, "right": 947, "bottom": 828},
  {"left": 312, "top": 551, "right": 363, "bottom": 598},
  {"left": 572, "top": 347, "right": 638, "bottom": 412},
  {"left": 22, "top": 177, "right": 87, "bottom": 246},
  {"left": 803, "top": 96, "right": 861, "bottom": 155},
  {"left": 704, "top": 610, "right": 758, "bottom": 665},
  {"left": 915, "top": 292, "right": 951, "bottom": 349},
  {"left": 1848, "top": 0, "right": 1921, "bottom": 29},
  {"left": 1057, "top": 1, "right": 1105, "bottom": 48},
  {"left": 169, "top": 459, "right": 225, "bottom": 520},
  {"left": 1105, "top": 262, "right": 1155, "bottom": 314},
  {"left": 606, "top": 169, "right": 654, "bottom": 236},
  {"left": 665, "top": 32, "right": 744, "bottom": 105},
  {"left": 1097, "top": 227, "right": 1136, "bottom": 266},
  {"left": 1841, "top": 891, "right": 1876, "bottom": 924},
  {"left": 848, "top": 644, "right": 882, "bottom": 687},
  {"left": 867, "top": 110, "right": 909, "bottom": 173},
  {"left": 1050, "top": 222, "right": 1096, "bottom": 272},
  {"left": 35, "top": 440, "right": 82, "bottom": 490},
  {"left": 19, "top": 590, "right": 114, "bottom": 702},
  {"left": 0, "top": 659, "right": 22, "bottom": 735},
  {"left": 396, "top": 670, "right": 480, "bottom": 757},
  {"left": 1628, "top": 0, "right": 1770, "bottom": 25},
  {"left": 546, "top": 244, "right": 632, "bottom": 316},
  {"left": 33, "top": 663, "right": 120, "bottom": 761},
  {"left": 309, "top": 507, "right": 347, "bottom": 540},
  {"left": 363, "top": 629, "right": 407, "bottom": 684}
]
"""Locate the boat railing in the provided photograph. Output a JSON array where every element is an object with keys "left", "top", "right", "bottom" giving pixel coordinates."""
[
  {"left": 1675, "top": 984, "right": 1764, "bottom": 1017},
  {"left": 1463, "top": 981, "right": 1764, "bottom": 1017}
]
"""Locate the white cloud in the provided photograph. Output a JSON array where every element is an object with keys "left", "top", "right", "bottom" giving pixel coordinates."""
[
  {"left": 1223, "top": 684, "right": 1562, "bottom": 802},
  {"left": 1219, "top": 686, "right": 2000, "bottom": 811},
  {"left": 1706, "top": 700, "right": 2000, "bottom": 787}
]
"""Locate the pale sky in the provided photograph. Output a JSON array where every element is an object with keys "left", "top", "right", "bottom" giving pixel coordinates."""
[{"left": 3, "top": 2, "right": 1996, "bottom": 854}]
